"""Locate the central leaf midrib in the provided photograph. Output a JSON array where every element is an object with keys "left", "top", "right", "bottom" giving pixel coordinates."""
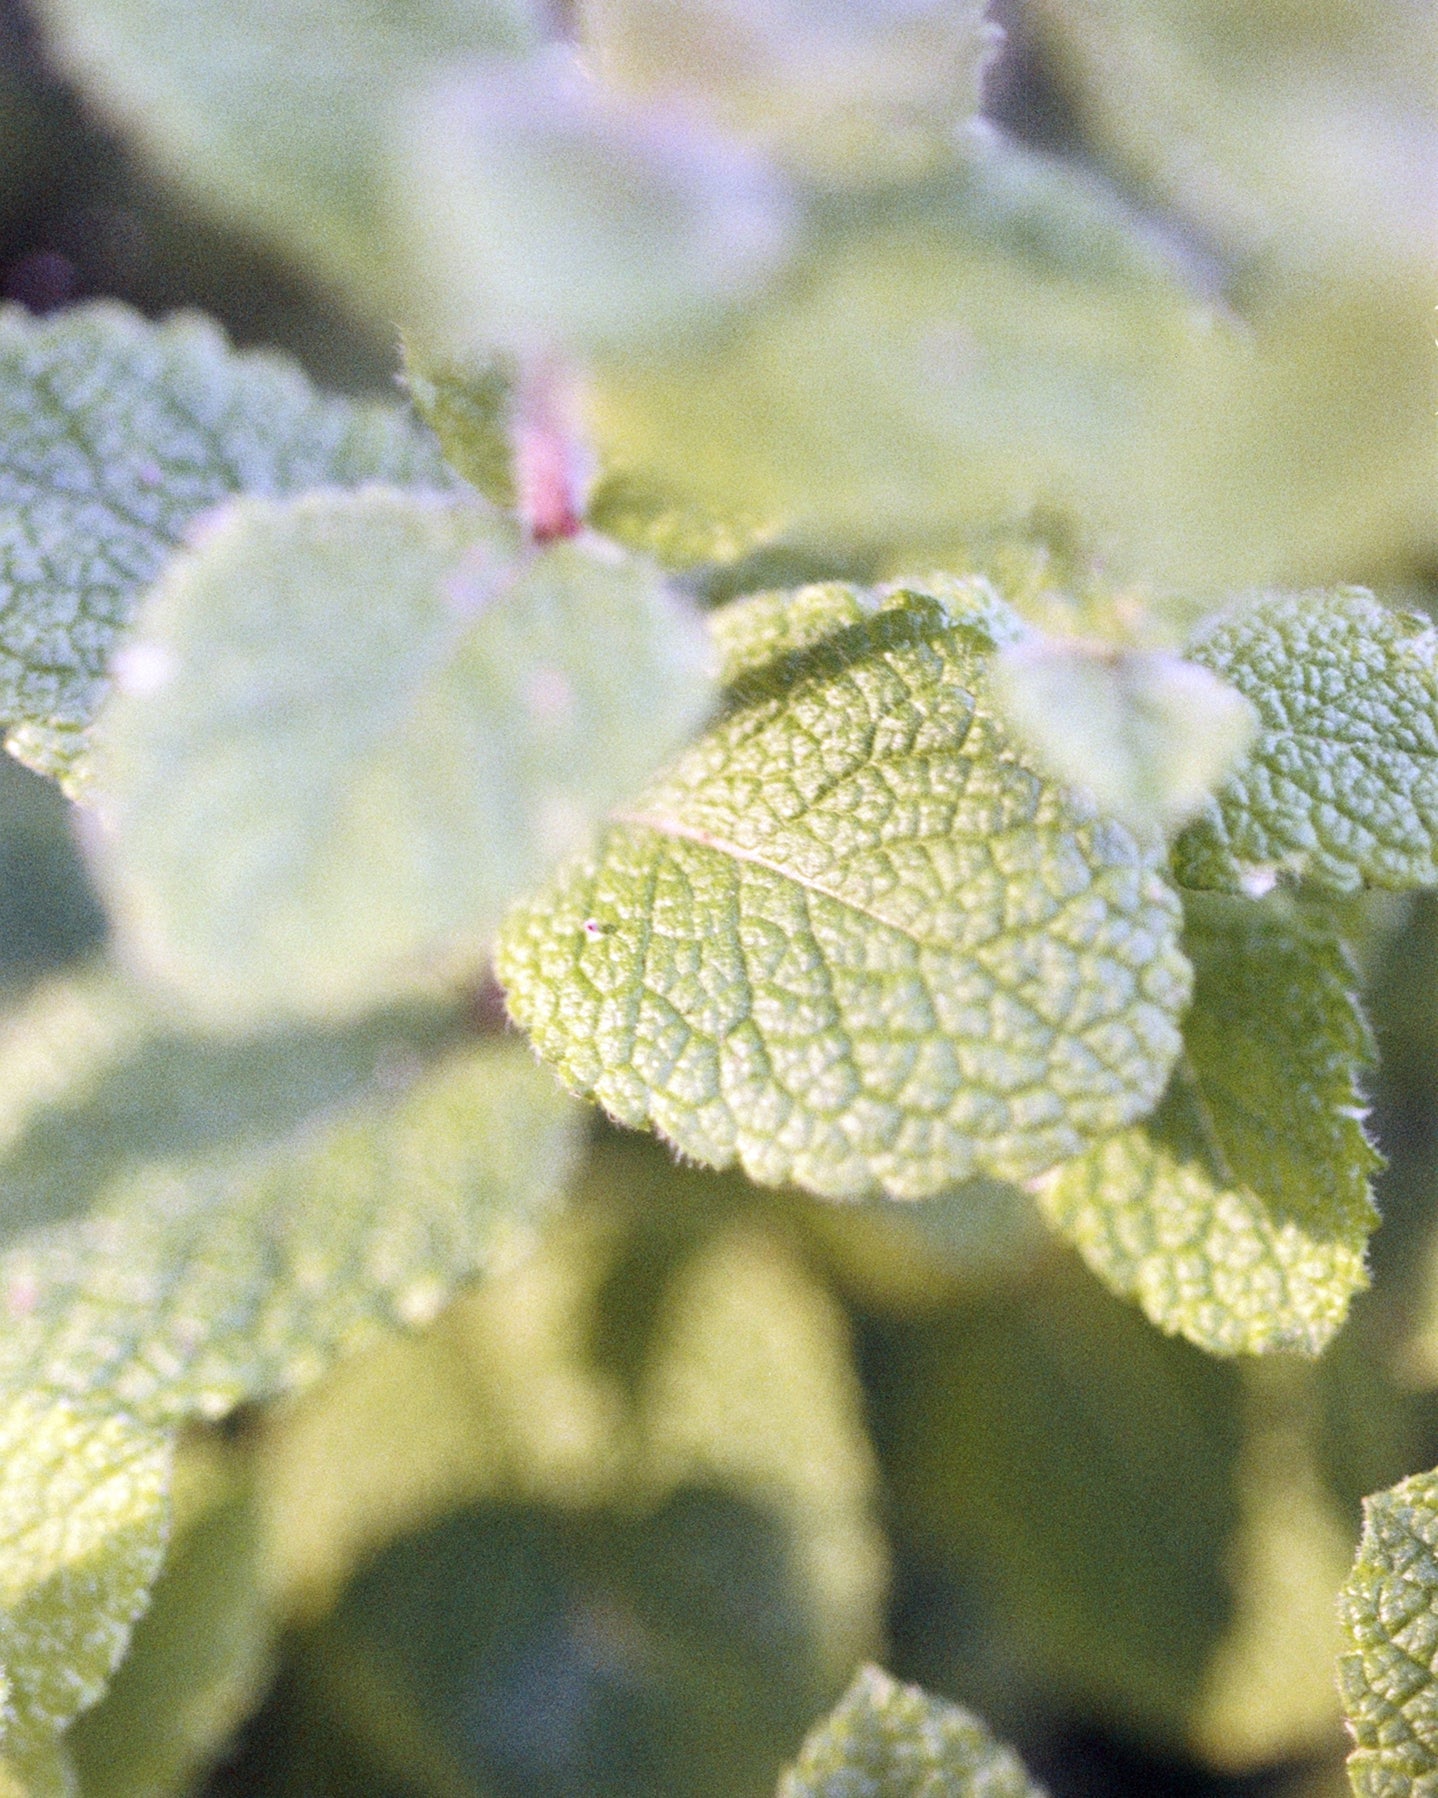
[{"left": 616, "top": 805, "right": 1000, "bottom": 953}]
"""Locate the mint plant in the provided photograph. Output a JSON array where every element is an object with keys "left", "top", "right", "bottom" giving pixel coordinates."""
[{"left": 0, "top": 0, "right": 1431, "bottom": 1794}]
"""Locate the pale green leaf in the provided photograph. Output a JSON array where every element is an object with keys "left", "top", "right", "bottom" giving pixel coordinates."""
[
  {"left": 400, "top": 342, "right": 516, "bottom": 510},
  {"left": 584, "top": 0, "right": 999, "bottom": 186},
  {"left": 391, "top": 48, "right": 795, "bottom": 361},
  {"left": 1175, "top": 589, "right": 1438, "bottom": 895},
  {"left": 990, "top": 639, "right": 1256, "bottom": 830},
  {"left": 27, "top": 0, "right": 539, "bottom": 312},
  {"left": 0, "top": 1729, "right": 75, "bottom": 1798},
  {"left": 498, "top": 584, "right": 1192, "bottom": 1201},
  {"left": 1339, "top": 1464, "right": 1438, "bottom": 1795},
  {"left": 589, "top": 137, "right": 1240, "bottom": 583},
  {"left": 0, "top": 969, "right": 468, "bottom": 1251},
  {"left": 89, "top": 487, "right": 713, "bottom": 1025},
  {"left": 70, "top": 1475, "right": 272, "bottom": 1798},
  {"left": 0, "top": 1045, "right": 579, "bottom": 1426},
  {"left": 1036, "top": 894, "right": 1379, "bottom": 1356},
  {"left": 0, "top": 1395, "right": 171, "bottom": 1743},
  {"left": 0, "top": 303, "right": 451, "bottom": 789},
  {"left": 1021, "top": 0, "right": 1435, "bottom": 280},
  {"left": 776, "top": 1663, "right": 1043, "bottom": 1798}
]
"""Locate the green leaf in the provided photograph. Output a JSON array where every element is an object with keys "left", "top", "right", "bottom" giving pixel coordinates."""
[
  {"left": 90, "top": 487, "right": 713, "bottom": 1025},
  {"left": 390, "top": 48, "right": 795, "bottom": 361},
  {"left": 588, "top": 139, "right": 1240, "bottom": 582},
  {"left": 311, "top": 1487, "right": 827, "bottom": 1798},
  {"left": 69, "top": 1469, "right": 272, "bottom": 1798},
  {"left": 498, "top": 582, "right": 1192, "bottom": 1201},
  {"left": 1339, "top": 1464, "right": 1438, "bottom": 1795},
  {"left": 0, "top": 970, "right": 467, "bottom": 1250},
  {"left": 1020, "top": 0, "right": 1434, "bottom": 281},
  {"left": 262, "top": 1132, "right": 886, "bottom": 1685},
  {"left": 1174, "top": 589, "right": 1438, "bottom": 896},
  {"left": 400, "top": 342, "right": 516, "bottom": 511},
  {"left": 776, "top": 1664, "right": 1043, "bottom": 1798},
  {"left": 0, "top": 1395, "right": 172, "bottom": 1747},
  {"left": 1036, "top": 893, "right": 1380, "bottom": 1356},
  {"left": 583, "top": 0, "right": 999, "bottom": 186},
  {"left": 874, "top": 1255, "right": 1243, "bottom": 1743},
  {"left": 26, "top": 0, "right": 539, "bottom": 312},
  {"left": 990, "top": 639, "right": 1256, "bottom": 830},
  {"left": 0, "top": 972, "right": 581, "bottom": 1424},
  {"left": 0, "top": 303, "right": 451, "bottom": 789}
]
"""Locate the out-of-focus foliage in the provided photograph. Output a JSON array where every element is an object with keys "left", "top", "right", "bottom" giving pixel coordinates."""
[
  {"left": 0, "top": 0, "right": 1431, "bottom": 1793},
  {"left": 89, "top": 488, "right": 712, "bottom": 1025}
]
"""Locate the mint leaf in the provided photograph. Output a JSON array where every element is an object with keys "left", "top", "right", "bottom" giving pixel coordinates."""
[
  {"left": 1037, "top": 894, "right": 1379, "bottom": 1356},
  {"left": 400, "top": 342, "right": 516, "bottom": 510},
  {"left": 69, "top": 1473, "right": 271, "bottom": 1798},
  {"left": 0, "top": 1035, "right": 579, "bottom": 1425},
  {"left": 777, "top": 1664, "right": 1044, "bottom": 1798},
  {"left": 990, "top": 639, "right": 1256, "bottom": 830},
  {"left": 584, "top": 0, "right": 999, "bottom": 186},
  {"left": 263, "top": 1133, "right": 884, "bottom": 1680},
  {"left": 0, "top": 303, "right": 451, "bottom": 788},
  {"left": 90, "top": 487, "right": 712, "bottom": 1025},
  {"left": 391, "top": 49, "right": 795, "bottom": 361},
  {"left": 0, "top": 1396, "right": 171, "bottom": 1748},
  {"left": 589, "top": 139, "right": 1242, "bottom": 581},
  {"left": 27, "top": 0, "right": 538, "bottom": 311},
  {"left": 499, "top": 585, "right": 1191, "bottom": 1201},
  {"left": 1175, "top": 589, "right": 1438, "bottom": 895},
  {"left": 1340, "top": 1464, "right": 1438, "bottom": 1795}
]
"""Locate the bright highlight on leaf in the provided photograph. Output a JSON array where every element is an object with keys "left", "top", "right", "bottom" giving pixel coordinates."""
[
  {"left": 392, "top": 48, "right": 795, "bottom": 361},
  {"left": 499, "top": 583, "right": 1192, "bottom": 1201},
  {"left": 0, "top": 1013, "right": 580, "bottom": 1423},
  {"left": 0, "top": 303, "right": 451, "bottom": 789},
  {"left": 990, "top": 636, "right": 1257, "bottom": 830},
  {"left": 1175, "top": 588, "right": 1438, "bottom": 895},
  {"left": 89, "top": 487, "right": 713, "bottom": 1025},
  {"left": 0, "top": 1396, "right": 171, "bottom": 1749},
  {"left": 1340, "top": 1464, "right": 1438, "bottom": 1795},
  {"left": 1037, "top": 894, "right": 1379, "bottom": 1356},
  {"left": 776, "top": 1664, "right": 1044, "bottom": 1797}
]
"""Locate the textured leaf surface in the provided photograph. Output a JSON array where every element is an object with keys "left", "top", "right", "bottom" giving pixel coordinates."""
[
  {"left": 776, "top": 1664, "right": 1043, "bottom": 1798},
  {"left": 0, "top": 303, "right": 450, "bottom": 787},
  {"left": 91, "top": 487, "right": 712, "bottom": 1024},
  {"left": 1037, "top": 894, "right": 1379, "bottom": 1355},
  {"left": 28, "top": 0, "right": 538, "bottom": 309},
  {"left": 0, "top": 972, "right": 580, "bottom": 1423},
  {"left": 499, "top": 583, "right": 1191, "bottom": 1201},
  {"left": 400, "top": 342, "right": 515, "bottom": 510},
  {"left": 1175, "top": 590, "right": 1438, "bottom": 895},
  {"left": 1340, "top": 1465, "right": 1438, "bottom": 1794},
  {"left": 0, "top": 1396, "right": 171, "bottom": 1745}
]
